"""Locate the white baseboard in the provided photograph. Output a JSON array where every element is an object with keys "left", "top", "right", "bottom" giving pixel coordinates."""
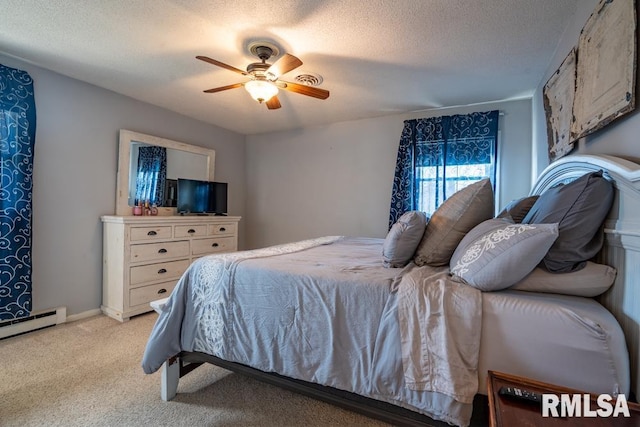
[
  {"left": 0, "top": 306, "right": 67, "bottom": 339},
  {"left": 66, "top": 308, "right": 102, "bottom": 323}
]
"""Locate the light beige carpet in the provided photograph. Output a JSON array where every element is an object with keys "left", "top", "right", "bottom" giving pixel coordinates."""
[{"left": 0, "top": 313, "right": 390, "bottom": 427}]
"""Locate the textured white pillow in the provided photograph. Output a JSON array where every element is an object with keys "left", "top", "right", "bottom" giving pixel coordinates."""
[
  {"left": 510, "top": 261, "right": 616, "bottom": 297},
  {"left": 450, "top": 218, "right": 558, "bottom": 291},
  {"left": 383, "top": 211, "right": 427, "bottom": 268}
]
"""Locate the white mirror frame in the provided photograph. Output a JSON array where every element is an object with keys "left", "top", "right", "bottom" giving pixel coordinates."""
[{"left": 115, "top": 129, "right": 216, "bottom": 216}]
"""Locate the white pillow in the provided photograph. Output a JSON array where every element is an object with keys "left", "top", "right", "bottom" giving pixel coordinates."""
[
  {"left": 450, "top": 218, "right": 558, "bottom": 291},
  {"left": 510, "top": 261, "right": 616, "bottom": 297}
]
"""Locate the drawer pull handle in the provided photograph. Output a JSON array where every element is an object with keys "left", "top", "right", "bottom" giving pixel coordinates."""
[
  {"left": 158, "top": 268, "right": 167, "bottom": 274},
  {"left": 158, "top": 248, "right": 168, "bottom": 254},
  {"left": 148, "top": 230, "right": 157, "bottom": 236},
  {"left": 219, "top": 227, "right": 226, "bottom": 232},
  {"left": 188, "top": 229, "right": 196, "bottom": 234},
  {"left": 212, "top": 243, "right": 219, "bottom": 248},
  {"left": 157, "top": 288, "right": 167, "bottom": 295}
]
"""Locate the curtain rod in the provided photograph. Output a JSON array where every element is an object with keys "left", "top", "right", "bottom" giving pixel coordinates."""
[
  {"left": 408, "top": 109, "right": 504, "bottom": 116},
  {"left": 408, "top": 99, "right": 516, "bottom": 115}
]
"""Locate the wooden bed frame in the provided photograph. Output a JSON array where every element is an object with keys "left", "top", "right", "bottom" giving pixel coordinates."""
[
  {"left": 162, "top": 351, "right": 490, "bottom": 426},
  {"left": 155, "top": 154, "right": 640, "bottom": 425}
]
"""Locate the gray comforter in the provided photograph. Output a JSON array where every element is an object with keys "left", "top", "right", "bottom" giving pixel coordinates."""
[{"left": 142, "top": 236, "right": 481, "bottom": 426}]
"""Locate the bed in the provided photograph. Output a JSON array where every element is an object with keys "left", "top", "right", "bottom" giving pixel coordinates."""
[{"left": 141, "top": 154, "right": 640, "bottom": 426}]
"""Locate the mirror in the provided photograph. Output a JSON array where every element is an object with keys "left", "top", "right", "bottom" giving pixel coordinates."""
[{"left": 115, "top": 129, "right": 215, "bottom": 216}]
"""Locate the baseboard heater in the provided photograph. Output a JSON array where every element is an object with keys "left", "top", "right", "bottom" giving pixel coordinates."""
[{"left": 0, "top": 307, "right": 66, "bottom": 340}]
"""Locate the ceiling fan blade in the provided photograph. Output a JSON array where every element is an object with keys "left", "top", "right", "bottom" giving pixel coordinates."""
[
  {"left": 266, "top": 96, "right": 281, "bottom": 110},
  {"left": 266, "top": 54, "right": 303, "bottom": 78},
  {"left": 196, "top": 56, "right": 248, "bottom": 75},
  {"left": 203, "top": 83, "right": 244, "bottom": 93},
  {"left": 280, "top": 81, "right": 330, "bottom": 100}
]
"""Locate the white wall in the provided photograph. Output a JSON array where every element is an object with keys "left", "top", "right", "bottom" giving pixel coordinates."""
[
  {"left": 4, "top": 17, "right": 579, "bottom": 317},
  {"left": 533, "top": 0, "right": 640, "bottom": 176},
  {"left": 0, "top": 54, "right": 246, "bottom": 317},
  {"left": 246, "top": 99, "right": 532, "bottom": 249}
]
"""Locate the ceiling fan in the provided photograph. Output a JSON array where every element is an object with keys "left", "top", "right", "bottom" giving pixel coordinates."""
[{"left": 196, "top": 43, "right": 330, "bottom": 110}]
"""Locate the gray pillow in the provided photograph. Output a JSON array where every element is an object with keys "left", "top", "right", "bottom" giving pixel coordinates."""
[
  {"left": 450, "top": 218, "right": 559, "bottom": 291},
  {"left": 510, "top": 261, "right": 616, "bottom": 297},
  {"left": 383, "top": 211, "right": 428, "bottom": 268},
  {"left": 522, "top": 171, "right": 613, "bottom": 273},
  {"left": 497, "top": 195, "right": 539, "bottom": 223},
  {"left": 414, "top": 178, "right": 494, "bottom": 267}
]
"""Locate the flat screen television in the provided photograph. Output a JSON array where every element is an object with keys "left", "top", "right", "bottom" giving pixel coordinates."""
[{"left": 177, "top": 179, "right": 228, "bottom": 215}]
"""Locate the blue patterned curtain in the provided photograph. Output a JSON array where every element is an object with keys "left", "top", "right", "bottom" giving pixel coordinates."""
[
  {"left": 0, "top": 64, "right": 37, "bottom": 320},
  {"left": 134, "top": 146, "right": 166, "bottom": 206},
  {"left": 389, "top": 110, "right": 499, "bottom": 228}
]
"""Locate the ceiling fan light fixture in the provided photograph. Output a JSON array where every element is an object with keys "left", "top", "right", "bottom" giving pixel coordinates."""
[
  {"left": 197, "top": 46, "right": 329, "bottom": 108},
  {"left": 245, "top": 80, "right": 278, "bottom": 103}
]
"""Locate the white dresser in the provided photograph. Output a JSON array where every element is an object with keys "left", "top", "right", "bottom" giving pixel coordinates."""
[{"left": 101, "top": 215, "right": 241, "bottom": 321}]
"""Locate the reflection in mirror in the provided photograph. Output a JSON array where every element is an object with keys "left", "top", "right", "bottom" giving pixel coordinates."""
[
  {"left": 128, "top": 142, "right": 209, "bottom": 207},
  {"left": 130, "top": 144, "right": 167, "bottom": 207},
  {"left": 116, "top": 130, "right": 215, "bottom": 216}
]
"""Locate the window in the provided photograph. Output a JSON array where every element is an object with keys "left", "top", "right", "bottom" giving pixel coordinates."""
[
  {"left": 415, "top": 136, "right": 497, "bottom": 214},
  {"left": 389, "top": 111, "right": 499, "bottom": 227},
  {"left": 416, "top": 163, "right": 493, "bottom": 214}
]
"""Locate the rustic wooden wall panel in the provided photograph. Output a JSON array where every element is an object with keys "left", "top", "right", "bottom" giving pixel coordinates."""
[
  {"left": 571, "top": 0, "right": 637, "bottom": 141},
  {"left": 543, "top": 48, "right": 577, "bottom": 161}
]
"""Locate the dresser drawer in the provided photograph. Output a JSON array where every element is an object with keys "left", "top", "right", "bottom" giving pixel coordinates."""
[
  {"left": 130, "top": 226, "right": 172, "bottom": 241},
  {"left": 174, "top": 224, "right": 207, "bottom": 238},
  {"left": 192, "top": 236, "right": 236, "bottom": 256},
  {"left": 129, "top": 280, "right": 177, "bottom": 307},
  {"left": 209, "top": 222, "right": 237, "bottom": 236},
  {"left": 130, "top": 240, "right": 190, "bottom": 263},
  {"left": 130, "top": 259, "right": 190, "bottom": 286}
]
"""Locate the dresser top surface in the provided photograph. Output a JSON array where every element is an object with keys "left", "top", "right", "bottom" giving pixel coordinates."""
[{"left": 101, "top": 215, "right": 241, "bottom": 224}]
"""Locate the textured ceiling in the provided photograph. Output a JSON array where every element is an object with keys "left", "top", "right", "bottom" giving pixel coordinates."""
[{"left": 0, "top": 0, "right": 578, "bottom": 135}]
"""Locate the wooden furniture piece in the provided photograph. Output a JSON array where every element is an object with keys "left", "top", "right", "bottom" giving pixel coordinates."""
[
  {"left": 488, "top": 370, "right": 640, "bottom": 426},
  {"left": 101, "top": 215, "right": 240, "bottom": 322}
]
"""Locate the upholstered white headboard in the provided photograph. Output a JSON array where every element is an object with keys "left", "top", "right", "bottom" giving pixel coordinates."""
[{"left": 531, "top": 154, "right": 640, "bottom": 397}]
